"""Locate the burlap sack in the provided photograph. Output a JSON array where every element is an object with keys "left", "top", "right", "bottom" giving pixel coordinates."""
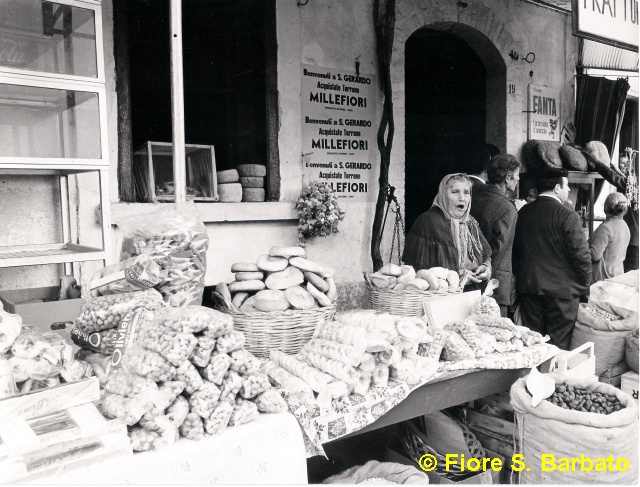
[
  {"left": 559, "top": 145, "right": 588, "bottom": 171},
  {"left": 570, "top": 321, "right": 628, "bottom": 375},
  {"left": 511, "top": 374, "right": 638, "bottom": 484}
]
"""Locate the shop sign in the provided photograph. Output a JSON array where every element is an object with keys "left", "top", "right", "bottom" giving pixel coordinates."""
[
  {"left": 572, "top": 0, "right": 639, "bottom": 51},
  {"left": 301, "top": 64, "right": 377, "bottom": 201},
  {"left": 527, "top": 85, "right": 561, "bottom": 142}
]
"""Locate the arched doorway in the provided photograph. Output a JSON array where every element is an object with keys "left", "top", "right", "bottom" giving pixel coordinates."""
[{"left": 404, "top": 26, "right": 506, "bottom": 230}]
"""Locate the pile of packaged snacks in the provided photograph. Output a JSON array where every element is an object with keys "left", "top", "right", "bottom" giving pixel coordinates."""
[{"left": 71, "top": 302, "right": 287, "bottom": 451}]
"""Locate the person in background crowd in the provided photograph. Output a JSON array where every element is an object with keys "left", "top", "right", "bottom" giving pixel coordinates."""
[
  {"left": 583, "top": 150, "right": 639, "bottom": 272},
  {"left": 470, "top": 154, "right": 521, "bottom": 317},
  {"left": 467, "top": 145, "right": 491, "bottom": 191},
  {"left": 403, "top": 173, "right": 492, "bottom": 288},
  {"left": 589, "top": 192, "right": 630, "bottom": 283},
  {"left": 512, "top": 168, "right": 591, "bottom": 350}
]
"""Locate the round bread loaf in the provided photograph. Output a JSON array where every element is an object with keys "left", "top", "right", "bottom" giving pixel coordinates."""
[
  {"left": 228, "top": 279, "right": 265, "bottom": 293},
  {"left": 217, "top": 169, "right": 239, "bottom": 184},
  {"left": 380, "top": 263, "right": 402, "bottom": 277},
  {"left": 240, "top": 176, "right": 264, "bottom": 188},
  {"left": 269, "top": 245, "right": 306, "bottom": 259},
  {"left": 558, "top": 145, "right": 588, "bottom": 171},
  {"left": 289, "top": 257, "right": 333, "bottom": 278},
  {"left": 242, "top": 187, "right": 265, "bottom": 202},
  {"left": 306, "top": 282, "right": 331, "bottom": 307},
  {"left": 254, "top": 289, "right": 290, "bottom": 312},
  {"left": 231, "top": 262, "right": 260, "bottom": 272},
  {"left": 235, "top": 271, "right": 264, "bottom": 281},
  {"left": 427, "top": 267, "right": 449, "bottom": 280},
  {"left": 369, "top": 272, "right": 396, "bottom": 289},
  {"left": 265, "top": 266, "right": 304, "bottom": 290},
  {"left": 257, "top": 254, "right": 289, "bottom": 272},
  {"left": 415, "top": 269, "right": 439, "bottom": 290},
  {"left": 232, "top": 292, "right": 249, "bottom": 309},
  {"left": 240, "top": 295, "right": 258, "bottom": 312},
  {"left": 397, "top": 265, "right": 416, "bottom": 284},
  {"left": 217, "top": 183, "right": 243, "bottom": 202},
  {"left": 237, "top": 164, "right": 267, "bottom": 177},
  {"left": 303, "top": 271, "right": 329, "bottom": 292},
  {"left": 447, "top": 270, "right": 460, "bottom": 289},
  {"left": 404, "top": 278, "right": 430, "bottom": 291},
  {"left": 284, "top": 285, "right": 316, "bottom": 310},
  {"left": 325, "top": 277, "right": 337, "bottom": 302},
  {"left": 215, "top": 282, "right": 232, "bottom": 302}
]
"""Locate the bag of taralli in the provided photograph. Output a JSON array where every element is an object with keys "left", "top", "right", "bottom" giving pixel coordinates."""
[{"left": 510, "top": 373, "right": 638, "bottom": 484}]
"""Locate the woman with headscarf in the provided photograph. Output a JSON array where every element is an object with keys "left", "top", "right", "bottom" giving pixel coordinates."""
[
  {"left": 402, "top": 173, "right": 492, "bottom": 287},
  {"left": 589, "top": 192, "right": 631, "bottom": 283}
]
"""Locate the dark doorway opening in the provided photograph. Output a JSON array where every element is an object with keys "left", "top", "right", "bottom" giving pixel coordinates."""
[{"left": 405, "top": 29, "right": 487, "bottom": 230}]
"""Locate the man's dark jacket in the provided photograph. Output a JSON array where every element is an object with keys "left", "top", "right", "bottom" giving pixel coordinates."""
[
  {"left": 470, "top": 183, "right": 517, "bottom": 306},
  {"left": 513, "top": 196, "right": 591, "bottom": 299}
]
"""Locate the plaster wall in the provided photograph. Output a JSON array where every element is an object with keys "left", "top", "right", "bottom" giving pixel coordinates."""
[{"left": 1, "top": 0, "right": 579, "bottom": 312}]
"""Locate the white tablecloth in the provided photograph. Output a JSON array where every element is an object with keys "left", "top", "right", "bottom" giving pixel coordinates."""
[{"left": 36, "top": 412, "right": 307, "bottom": 484}]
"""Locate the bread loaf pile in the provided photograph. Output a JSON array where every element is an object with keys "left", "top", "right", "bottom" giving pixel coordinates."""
[
  {"left": 367, "top": 264, "right": 460, "bottom": 292},
  {"left": 216, "top": 246, "right": 338, "bottom": 312}
]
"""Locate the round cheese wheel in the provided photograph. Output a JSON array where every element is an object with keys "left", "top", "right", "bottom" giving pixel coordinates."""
[
  {"left": 218, "top": 183, "right": 242, "bottom": 202},
  {"left": 306, "top": 282, "right": 331, "bottom": 307},
  {"left": 237, "top": 164, "right": 267, "bottom": 177},
  {"left": 217, "top": 169, "right": 239, "bottom": 184},
  {"left": 303, "top": 271, "right": 329, "bottom": 293},
  {"left": 257, "top": 254, "right": 289, "bottom": 272},
  {"left": 228, "top": 279, "right": 265, "bottom": 293},
  {"left": 231, "top": 262, "right": 260, "bottom": 272},
  {"left": 265, "top": 266, "right": 304, "bottom": 290},
  {"left": 254, "top": 289, "right": 290, "bottom": 312},
  {"left": 240, "top": 176, "right": 264, "bottom": 188},
  {"left": 235, "top": 271, "right": 264, "bottom": 281},
  {"left": 269, "top": 245, "right": 306, "bottom": 259},
  {"left": 242, "top": 187, "right": 265, "bottom": 202},
  {"left": 289, "top": 257, "right": 333, "bottom": 278},
  {"left": 284, "top": 285, "right": 316, "bottom": 310},
  {"left": 232, "top": 292, "right": 249, "bottom": 309}
]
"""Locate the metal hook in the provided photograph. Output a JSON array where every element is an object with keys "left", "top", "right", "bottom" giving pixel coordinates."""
[{"left": 297, "top": 0, "right": 310, "bottom": 6}]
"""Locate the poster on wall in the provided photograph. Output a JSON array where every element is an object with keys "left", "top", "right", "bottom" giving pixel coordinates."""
[
  {"left": 301, "top": 64, "right": 377, "bottom": 201},
  {"left": 527, "top": 84, "right": 561, "bottom": 142}
]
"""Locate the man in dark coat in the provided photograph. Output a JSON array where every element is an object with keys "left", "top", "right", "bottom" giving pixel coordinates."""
[
  {"left": 512, "top": 168, "right": 591, "bottom": 349},
  {"left": 470, "top": 154, "right": 521, "bottom": 316}
]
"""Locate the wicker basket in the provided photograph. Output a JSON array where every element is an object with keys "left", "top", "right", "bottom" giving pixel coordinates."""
[
  {"left": 400, "top": 420, "right": 486, "bottom": 480},
  {"left": 365, "top": 272, "right": 464, "bottom": 317},
  {"left": 209, "top": 291, "right": 336, "bottom": 358}
]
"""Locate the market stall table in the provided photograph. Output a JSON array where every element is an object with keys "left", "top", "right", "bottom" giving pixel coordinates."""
[{"left": 30, "top": 412, "right": 307, "bottom": 485}]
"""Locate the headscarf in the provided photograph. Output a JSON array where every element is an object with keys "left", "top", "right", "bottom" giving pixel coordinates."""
[{"left": 431, "top": 173, "right": 484, "bottom": 269}]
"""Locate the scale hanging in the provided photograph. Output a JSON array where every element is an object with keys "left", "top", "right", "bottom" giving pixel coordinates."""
[{"left": 380, "top": 184, "right": 405, "bottom": 265}]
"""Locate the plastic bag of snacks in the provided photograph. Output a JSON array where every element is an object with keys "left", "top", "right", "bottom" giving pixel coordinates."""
[
  {"left": 75, "top": 289, "right": 164, "bottom": 333},
  {"left": 203, "top": 401, "right": 234, "bottom": 436},
  {"left": 129, "top": 418, "right": 178, "bottom": 451},
  {"left": 239, "top": 372, "right": 270, "bottom": 399},
  {"left": 219, "top": 370, "right": 243, "bottom": 404},
  {"left": 175, "top": 359, "right": 203, "bottom": 394},
  {"left": 252, "top": 388, "right": 286, "bottom": 413},
  {"left": 229, "top": 349, "right": 260, "bottom": 375},
  {"left": 101, "top": 392, "right": 153, "bottom": 426},
  {"left": 115, "top": 202, "right": 209, "bottom": 307},
  {"left": 0, "top": 302, "right": 22, "bottom": 354},
  {"left": 166, "top": 396, "right": 190, "bottom": 427},
  {"left": 9, "top": 356, "right": 61, "bottom": 382},
  {"left": 104, "top": 369, "right": 158, "bottom": 398},
  {"left": 188, "top": 381, "right": 221, "bottom": 418},
  {"left": 215, "top": 331, "right": 245, "bottom": 354},
  {"left": 152, "top": 306, "right": 232, "bottom": 336},
  {"left": 229, "top": 398, "right": 259, "bottom": 426},
  {"left": 0, "top": 356, "right": 17, "bottom": 399},
  {"left": 200, "top": 351, "right": 231, "bottom": 385},
  {"left": 90, "top": 254, "right": 164, "bottom": 297},
  {"left": 136, "top": 319, "right": 198, "bottom": 366},
  {"left": 70, "top": 327, "right": 119, "bottom": 355},
  {"left": 121, "top": 346, "right": 177, "bottom": 382},
  {"left": 178, "top": 412, "right": 205, "bottom": 440},
  {"left": 189, "top": 335, "right": 216, "bottom": 367}
]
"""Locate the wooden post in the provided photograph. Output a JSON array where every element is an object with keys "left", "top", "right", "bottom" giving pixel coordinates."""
[
  {"left": 170, "top": 0, "right": 186, "bottom": 203},
  {"left": 113, "top": 0, "right": 135, "bottom": 202}
]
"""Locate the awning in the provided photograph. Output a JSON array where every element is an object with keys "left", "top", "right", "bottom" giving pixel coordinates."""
[{"left": 580, "top": 39, "right": 639, "bottom": 72}]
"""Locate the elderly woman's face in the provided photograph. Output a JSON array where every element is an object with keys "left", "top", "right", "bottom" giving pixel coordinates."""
[{"left": 446, "top": 179, "right": 471, "bottom": 218}]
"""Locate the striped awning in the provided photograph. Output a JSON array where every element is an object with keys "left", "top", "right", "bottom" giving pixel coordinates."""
[{"left": 581, "top": 39, "right": 639, "bottom": 72}]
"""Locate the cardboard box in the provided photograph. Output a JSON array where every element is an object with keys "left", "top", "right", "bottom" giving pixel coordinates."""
[
  {"left": 0, "top": 287, "right": 83, "bottom": 343},
  {"left": 621, "top": 371, "right": 639, "bottom": 403},
  {"left": 385, "top": 444, "right": 502, "bottom": 484}
]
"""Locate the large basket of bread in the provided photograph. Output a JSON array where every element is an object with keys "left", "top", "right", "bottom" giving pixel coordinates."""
[
  {"left": 365, "top": 264, "right": 467, "bottom": 317},
  {"left": 211, "top": 246, "right": 337, "bottom": 358}
]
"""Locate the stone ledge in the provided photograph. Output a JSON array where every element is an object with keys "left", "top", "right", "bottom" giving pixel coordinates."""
[{"left": 111, "top": 201, "right": 298, "bottom": 224}]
